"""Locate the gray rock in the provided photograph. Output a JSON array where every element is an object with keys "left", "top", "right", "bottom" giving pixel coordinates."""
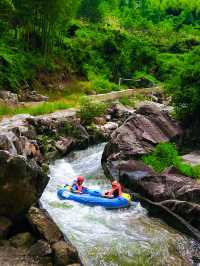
[
  {"left": 108, "top": 103, "right": 135, "bottom": 122},
  {"left": 182, "top": 151, "right": 200, "bottom": 166},
  {"left": 28, "top": 207, "right": 62, "bottom": 244},
  {"left": 0, "top": 151, "right": 49, "bottom": 220},
  {"left": 102, "top": 103, "right": 182, "bottom": 161}
]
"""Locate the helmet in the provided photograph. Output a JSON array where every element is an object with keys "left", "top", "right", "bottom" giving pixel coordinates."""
[
  {"left": 77, "top": 176, "right": 85, "bottom": 183},
  {"left": 112, "top": 181, "right": 118, "bottom": 188}
]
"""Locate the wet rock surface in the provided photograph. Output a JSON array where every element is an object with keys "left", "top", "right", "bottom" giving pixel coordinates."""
[{"left": 102, "top": 103, "right": 200, "bottom": 239}]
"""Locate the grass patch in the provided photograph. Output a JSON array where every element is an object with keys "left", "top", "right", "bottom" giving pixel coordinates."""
[
  {"left": 119, "top": 94, "right": 150, "bottom": 108},
  {"left": 0, "top": 105, "right": 13, "bottom": 116},
  {"left": 17, "top": 101, "right": 73, "bottom": 116},
  {"left": 142, "top": 142, "right": 200, "bottom": 179},
  {"left": 0, "top": 99, "right": 77, "bottom": 117}
]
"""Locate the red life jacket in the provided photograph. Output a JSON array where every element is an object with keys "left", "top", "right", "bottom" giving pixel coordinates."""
[
  {"left": 107, "top": 183, "right": 122, "bottom": 197},
  {"left": 76, "top": 183, "right": 83, "bottom": 192}
]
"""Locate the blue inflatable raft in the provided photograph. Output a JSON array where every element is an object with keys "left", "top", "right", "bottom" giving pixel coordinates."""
[{"left": 57, "top": 187, "right": 131, "bottom": 209}]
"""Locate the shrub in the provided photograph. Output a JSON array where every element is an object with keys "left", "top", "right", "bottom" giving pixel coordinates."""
[
  {"left": 78, "top": 97, "right": 107, "bottom": 124},
  {"left": 142, "top": 142, "right": 200, "bottom": 179},
  {"left": 90, "top": 74, "right": 119, "bottom": 94},
  {"left": 142, "top": 143, "right": 180, "bottom": 173}
]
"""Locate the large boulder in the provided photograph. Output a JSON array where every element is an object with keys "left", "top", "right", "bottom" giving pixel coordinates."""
[
  {"left": 102, "top": 103, "right": 182, "bottom": 175},
  {"left": 103, "top": 103, "right": 181, "bottom": 162},
  {"left": 28, "top": 207, "right": 62, "bottom": 244},
  {"left": 0, "top": 151, "right": 49, "bottom": 221}
]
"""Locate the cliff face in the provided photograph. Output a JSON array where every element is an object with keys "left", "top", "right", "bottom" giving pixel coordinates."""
[{"left": 102, "top": 103, "right": 200, "bottom": 241}]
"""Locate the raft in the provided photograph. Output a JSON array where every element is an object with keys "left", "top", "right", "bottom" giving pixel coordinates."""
[{"left": 57, "top": 187, "right": 131, "bottom": 209}]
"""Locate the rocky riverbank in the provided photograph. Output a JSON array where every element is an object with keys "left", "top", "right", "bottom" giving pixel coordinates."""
[
  {"left": 1, "top": 97, "right": 199, "bottom": 265},
  {"left": 102, "top": 103, "right": 200, "bottom": 242},
  {"left": 0, "top": 110, "right": 89, "bottom": 265},
  {"left": 0, "top": 104, "right": 122, "bottom": 265}
]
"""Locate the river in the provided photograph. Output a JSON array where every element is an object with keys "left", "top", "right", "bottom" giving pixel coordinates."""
[{"left": 41, "top": 143, "right": 199, "bottom": 266}]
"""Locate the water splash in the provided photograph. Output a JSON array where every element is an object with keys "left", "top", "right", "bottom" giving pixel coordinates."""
[{"left": 41, "top": 143, "right": 196, "bottom": 266}]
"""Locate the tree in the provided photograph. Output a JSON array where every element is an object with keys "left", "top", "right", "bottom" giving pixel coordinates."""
[
  {"left": 0, "top": 0, "right": 14, "bottom": 34},
  {"left": 12, "top": 0, "right": 80, "bottom": 53},
  {"left": 78, "top": 0, "right": 102, "bottom": 23},
  {"left": 167, "top": 46, "right": 200, "bottom": 124}
]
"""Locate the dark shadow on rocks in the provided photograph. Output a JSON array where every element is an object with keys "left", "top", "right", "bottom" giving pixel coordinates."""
[{"left": 132, "top": 193, "right": 200, "bottom": 243}]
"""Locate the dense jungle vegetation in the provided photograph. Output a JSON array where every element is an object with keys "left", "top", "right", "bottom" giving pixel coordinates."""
[{"left": 1, "top": 0, "right": 200, "bottom": 122}]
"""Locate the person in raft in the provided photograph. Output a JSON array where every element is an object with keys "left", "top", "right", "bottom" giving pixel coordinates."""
[
  {"left": 103, "top": 180, "right": 122, "bottom": 198},
  {"left": 71, "top": 176, "right": 86, "bottom": 193}
]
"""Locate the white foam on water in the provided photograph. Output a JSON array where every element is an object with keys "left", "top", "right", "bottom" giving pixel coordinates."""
[{"left": 41, "top": 143, "right": 196, "bottom": 266}]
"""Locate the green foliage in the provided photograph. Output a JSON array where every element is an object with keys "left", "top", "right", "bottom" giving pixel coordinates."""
[
  {"left": 167, "top": 46, "right": 200, "bottom": 121},
  {"left": 58, "top": 122, "right": 82, "bottom": 139},
  {"left": 133, "top": 71, "right": 158, "bottom": 87},
  {"left": 142, "top": 143, "right": 180, "bottom": 173},
  {"left": 90, "top": 75, "right": 119, "bottom": 94},
  {"left": 0, "top": 42, "right": 33, "bottom": 90},
  {"left": 142, "top": 142, "right": 200, "bottom": 179},
  {"left": 1, "top": 0, "right": 200, "bottom": 116},
  {"left": 78, "top": 0, "right": 102, "bottom": 22},
  {"left": 176, "top": 162, "right": 200, "bottom": 179},
  {"left": 78, "top": 97, "right": 107, "bottom": 124}
]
